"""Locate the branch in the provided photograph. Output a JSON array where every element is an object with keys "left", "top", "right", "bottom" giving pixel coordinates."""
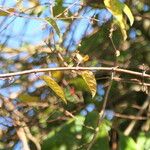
[
  {"left": 0, "top": 67, "right": 150, "bottom": 78},
  {"left": 3, "top": 97, "right": 41, "bottom": 150},
  {"left": 56, "top": 0, "right": 80, "bottom": 18},
  {"left": 87, "top": 76, "right": 113, "bottom": 150},
  {"left": 16, "top": 127, "right": 30, "bottom": 150},
  {"left": 115, "top": 112, "right": 148, "bottom": 120},
  {"left": 24, "top": 126, "right": 41, "bottom": 150},
  {"left": 113, "top": 77, "right": 150, "bottom": 87},
  {"left": 135, "top": 14, "right": 150, "bottom": 20},
  {"left": 124, "top": 93, "right": 150, "bottom": 135},
  {"left": 3, "top": 98, "right": 30, "bottom": 150}
]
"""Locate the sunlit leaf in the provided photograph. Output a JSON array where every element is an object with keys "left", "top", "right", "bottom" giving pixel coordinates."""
[
  {"left": 104, "top": 0, "right": 126, "bottom": 40},
  {"left": 69, "top": 77, "right": 90, "bottom": 92},
  {"left": 76, "top": 53, "right": 84, "bottom": 63},
  {"left": 75, "top": 52, "right": 89, "bottom": 64},
  {"left": 82, "top": 111, "right": 110, "bottom": 149},
  {"left": 41, "top": 75, "right": 67, "bottom": 103},
  {"left": 104, "top": 0, "right": 134, "bottom": 40},
  {"left": 123, "top": 4, "right": 134, "bottom": 26},
  {"left": 137, "top": 132, "right": 150, "bottom": 150},
  {"left": 94, "top": 119, "right": 111, "bottom": 150},
  {"left": 83, "top": 55, "right": 89, "bottom": 62},
  {"left": 119, "top": 133, "right": 137, "bottom": 150},
  {"left": 81, "top": 71, "right": 97, "bottom": 98},
  {"left": 82, "top": 111, "right": 99, "bottom": 143},
  {"left": 0, "top": 8, "right": 15, "bottom": 16},
  {"left": 51, "top": 70, "right": 64, "bottom": 82},
  {"left": 18, "top": 93, "right": 40, "bottom": 102},
  {"left": 29, "top": 0, "right": 40, "bottom": 6},
  {"left": 45, "top": 17, "right": 60, "bottom": 36}
]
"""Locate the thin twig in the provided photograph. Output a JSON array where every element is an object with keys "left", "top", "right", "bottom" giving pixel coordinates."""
[
  {"left": 0, "top": 67, "right": 149, "bottom": 78},
  {"left": 109, "top": 24, "right": 119, "bottom": 67},
  {"left": 57, "top": 16, "right": 100, "bottom": 22},
  {"left": 115, "top": 112, "right": 148, "bottom": 120},
  {"left": 56, "top": 0, "right": 80, "bottom": 18},
  {"left": 96, "top": 73, "right": 150, "bottom": 87},
  {"left": 113, "top": 77, "right": 150, "bottom": 87},
  {"left": 17, "top": 102, "right": 49, "bottom": 107}
]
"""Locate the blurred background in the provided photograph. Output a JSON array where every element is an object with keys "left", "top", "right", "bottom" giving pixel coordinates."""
[{"left": 0, "top": 0, "right": 150, "bottom": 150}]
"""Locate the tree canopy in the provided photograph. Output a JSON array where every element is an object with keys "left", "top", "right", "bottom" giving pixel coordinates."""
[{"left": 0, "top": 0, "right": 150, "bottom": 150}]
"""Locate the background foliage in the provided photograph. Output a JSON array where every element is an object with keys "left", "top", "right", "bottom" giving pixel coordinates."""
[{"left": 0, "top": 0, "right": 150, "bottom": 150}]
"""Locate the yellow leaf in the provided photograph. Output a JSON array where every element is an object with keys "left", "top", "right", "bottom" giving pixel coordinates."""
[
  {"left": 74, "top": 52, "right": 89, "bottom": 64},
  {"left": 41, "top": 75, "right": 67, "bottom": 103},
  {"left": 51, "top": 71, "right": 64, "bottom": 82},
  {"left": 0, "top": 8, "right": 15, "bottom": 16},
  {"left": 81, "top": 71, "right": 97, "bottom": 98},
  {"left": 18, "top": 93, "right": 40, "bottom": 102},
  {"left": 83, "top": 55, "right": 89, "bottom": 62},
  {"left": 104, "top": 0, "right": 134, "bottom": 41},
  {"left": 104, "top": 0, "right": 123, "bottom": 16},
  {"left": 29, "top": 0, "right": 40, "bottom": 6},
  {"left": 123, "top": 4, "right": 134, "bottom": 26}
]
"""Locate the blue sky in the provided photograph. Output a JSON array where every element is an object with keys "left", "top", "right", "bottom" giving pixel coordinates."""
[{"left": 0, "top": 0, "right": 112, "bottom": 49}]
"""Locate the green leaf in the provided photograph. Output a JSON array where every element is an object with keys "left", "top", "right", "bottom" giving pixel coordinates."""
[
  {"left": 42, "top": 116, "right": 85, "bottom": 150},
  {"left": 42, "top": 114, "right": 110, "bottom": 150},
  {"left": 53, "top": 0, "right": 65, "bottom": 16},
  {"left": 41, "top": 75, "right": 67, "bottom": 103},
  {"left": 18, "top": 93, "right": 40, "bottom": 102},
  {"left": 85, "top": 0, "right": 105, "bottom": 9},
  {"left": 81, "top": 71, "right": 97, "bottom": 98},
  {"left": 69, "top": 77, "right": 90, "bottom": 92},
  {"left": 136, "top": 132, "right": 150, "bottom": 150},
  {"left": 45, "top": 17, "right": 60, "bottom": 36},
  {"left": 93, "top": 120, "right": 111, "bottom": 150},
  {"left": 82, "top": 111, "right": 110, "bottom": 150},
  {"left": 119, "top": 133, "right": 137, "bottom": 150},
  {"left": 82, "top": 111, "right": 99, "bottom": 143}
]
